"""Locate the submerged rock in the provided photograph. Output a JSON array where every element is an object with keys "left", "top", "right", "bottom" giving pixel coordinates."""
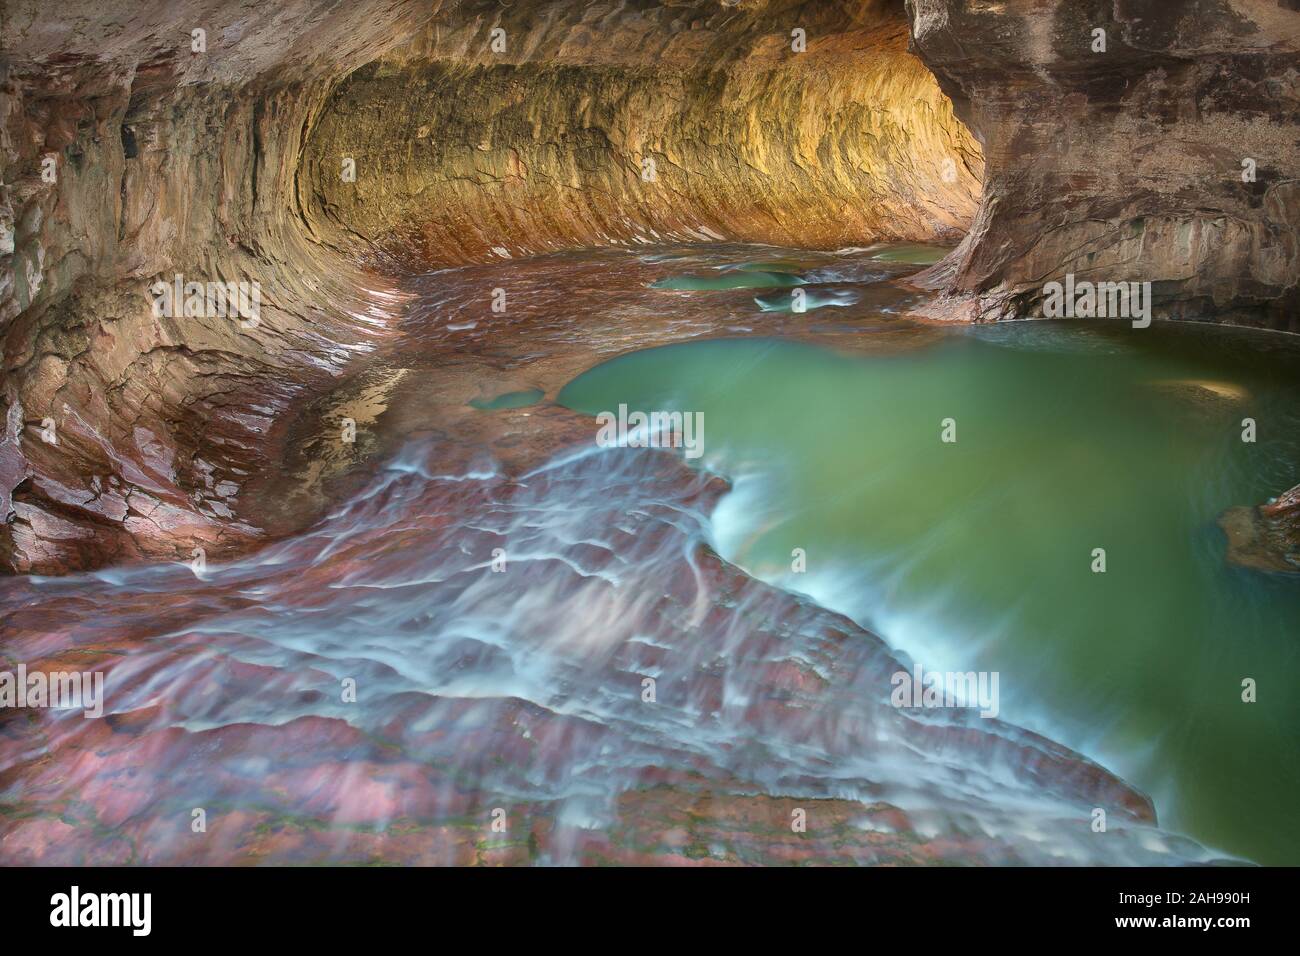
[
  {"left": 1147, "top": 378, "right": 1251, "bottom": 421},
  {"left": 1221, "top": 483, "right": 1300, "bottom": 574},
  {"left": 1149, "top": 379, "right": 1250, "bottom": 404}
]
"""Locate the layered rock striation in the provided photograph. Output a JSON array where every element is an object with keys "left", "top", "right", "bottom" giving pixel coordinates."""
[
  {"left": 907, "top": 0, "right": 1300, "bottom": 329},
  {"left": 302, "top": 1, "right": 980, "bottom": 266},
  {"left": 1, "top": 0, "right": 440, "bottom": 572},
  {"left": 2, "top": 0, "right": 979, "bottom": 574}
]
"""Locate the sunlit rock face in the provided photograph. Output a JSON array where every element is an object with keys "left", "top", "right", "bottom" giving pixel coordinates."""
[
  {"left": 0, "top": 1, "right": 439, "bottom": 573},
  {"left": 0, "top": 0, "right": 978, "bottom": 574},
  {"left": 302, "top": 0, "right": 981, "bottom": 266},
  {"left": 907, "top": 0, "right": 1300, "bottom": 329}
]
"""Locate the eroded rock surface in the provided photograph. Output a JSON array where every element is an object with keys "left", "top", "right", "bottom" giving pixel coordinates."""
[
  {"left": 0, "top": 438, "right": 1217, "bottom": 865},
  {"left": 303, "top": 1, "right": 980, "bottom": 266},
  {"left": 2, "top": 0, "right": 980, "bottom": 574},
  {"left": 908, "top": 0, "right": 1300, "bottom": 329},
  {"left": 1, "top": 0, "right": 440, "bottom": 572}
]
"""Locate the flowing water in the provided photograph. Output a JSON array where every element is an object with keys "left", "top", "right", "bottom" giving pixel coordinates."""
[
  {"left": 558, "top": 321, "right": 1300, "bottom": 865},
  {"left": 2, "top": 242, "right": 1295, "bottom": 865}
]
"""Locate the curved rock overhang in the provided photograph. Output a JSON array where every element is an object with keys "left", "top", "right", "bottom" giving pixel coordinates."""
[
  {"left": 906, "top": 0, "right": 1300, "bottom": 329},
  {"left": 300, "top": 0, "right": 981, "bottom": 266},
  {"left": 1, "top": 0, "right": 442, "bottom": 572},
  {"left": 0, "top": 0, "right": 980, "bottom": 573}
]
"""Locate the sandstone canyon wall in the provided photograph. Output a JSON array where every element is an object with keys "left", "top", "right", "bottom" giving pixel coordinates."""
[
  {"left": 908, "top": 0, "right": 1300, "bottom": 330},
  {"left": 1, "top": 0, "right": 980, "bottom": 574},
  {"left": 300, "top": 1, "right": 981, "bottom": 266},
  {"left": 0, "top": 0, "right": 440, "bottom": 573}
]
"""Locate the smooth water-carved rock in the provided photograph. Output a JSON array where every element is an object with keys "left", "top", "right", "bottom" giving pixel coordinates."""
[
  {"left": 908, "top": 0, "right": 1300, "bottom": 329},
  {"left": 303, "top": 4, "right": 980, "bottom": 267},
  {"left": 1, "top": 438, "right": 1217, "bottom": 865},
  {"left": 1, "top": 0, "right": 979, "bottom": 574},
  {"left": 0, "top": 2, "right": 437, "bottom": 573}
]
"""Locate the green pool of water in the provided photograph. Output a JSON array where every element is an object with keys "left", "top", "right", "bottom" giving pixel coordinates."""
[
  {"left": 469, "top": 388, "right": 544, "bottom": 410},
  {"left": 864, "top": 243, "right": 949, "bottom": 264},
  {"left": 557, "top": 320, "right": 1300, "bottom": 865},
  {"left": 650, "top": 271, "right": 807, "bottom": 291}
]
